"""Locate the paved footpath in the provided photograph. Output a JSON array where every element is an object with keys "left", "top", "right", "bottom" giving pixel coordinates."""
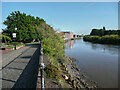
[{"left": 1, "top": 43, "right": 40, "bottom": 88}]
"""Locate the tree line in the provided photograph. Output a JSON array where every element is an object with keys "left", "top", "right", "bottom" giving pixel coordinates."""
[
  {"left": 90, "top": 27, "right": 120, "bottom": 36},
  {"left": 83, "top": 27, "right": 120, "bottom": 45}
]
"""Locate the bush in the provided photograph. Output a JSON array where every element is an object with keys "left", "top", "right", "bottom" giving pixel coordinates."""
[
  {"left": 44, "top": 64, "right": 60, "bottom": 79},
  {"left": 36, "top": 24, "right": 65, "bottom": 66}
]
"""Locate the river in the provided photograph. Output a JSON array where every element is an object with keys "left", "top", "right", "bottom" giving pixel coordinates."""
[{"left": 65, "top": 38, "right": 119, "bottom": 88}]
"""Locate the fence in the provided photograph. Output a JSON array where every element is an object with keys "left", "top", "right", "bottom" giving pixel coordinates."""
[{"left": 39, "top": 41, "right": 45, "bottom": 90}]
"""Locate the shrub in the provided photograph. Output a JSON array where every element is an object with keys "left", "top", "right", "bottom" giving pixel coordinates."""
[{"left": 44, "top": 64, "right": 60, "bottom": 79}]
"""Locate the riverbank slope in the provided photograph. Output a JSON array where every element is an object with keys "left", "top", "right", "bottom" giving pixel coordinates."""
[{"left": 43, "top": 55, "right": 97, "bottom": 89}]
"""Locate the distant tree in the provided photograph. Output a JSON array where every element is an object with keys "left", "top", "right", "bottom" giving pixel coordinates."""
[
  {"left": 90, "top": 29, "right": 104, "bottom": 36},
  {"left": 90, "top": 27, "right": 118, "bottom": 36},
  {"left": 90, "top": 29, "right": 99, "bottom": 35},
  {"left": 118, "top": 30, "right": 120, "bottom": 35}
]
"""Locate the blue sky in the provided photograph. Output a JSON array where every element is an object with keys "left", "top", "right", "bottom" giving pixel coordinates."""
[{"left": 2, "top": 2, "right": 118, "bottom": 34}]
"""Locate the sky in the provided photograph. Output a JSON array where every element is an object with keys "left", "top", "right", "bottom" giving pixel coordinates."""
[{"left": 1, "top": 2, "right": 118, "bottom": 34}]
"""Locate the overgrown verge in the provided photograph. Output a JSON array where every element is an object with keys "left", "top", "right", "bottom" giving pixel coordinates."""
[
  {"left": 44, "top": 64, "right": 60, "bottom": 79},
  {"left": 44, "top": 56, "right": 97, "bottom": 89},
  {"left": 44, "top": 59, "right": 72, "bottom": 88}
]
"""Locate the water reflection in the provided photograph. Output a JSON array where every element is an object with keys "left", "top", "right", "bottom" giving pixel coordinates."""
[
  {"left": 65, "top": 39, "right": 118, "bottom": 88},
  {"left": 83, "top": 41, "right": 118, "bottom": 55},
  {"left": 65, "top": 40, "right": 74, "bottom": 49},
  {"left": 65, "top": 39, "right": 118, "bottom": 55}
]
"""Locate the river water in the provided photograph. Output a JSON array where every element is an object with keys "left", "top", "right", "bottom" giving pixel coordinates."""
[{"left": 65, "top": 39, "right": 119, "bottom": 88}]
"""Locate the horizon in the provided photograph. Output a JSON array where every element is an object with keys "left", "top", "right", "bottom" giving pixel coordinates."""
[{"left": 2, "top": 2, "right": 118, "bottom": 34}]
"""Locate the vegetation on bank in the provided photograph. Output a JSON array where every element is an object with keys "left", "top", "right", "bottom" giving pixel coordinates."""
[{"left": 83, "top": 27, "right": 120, "bottom": 45}]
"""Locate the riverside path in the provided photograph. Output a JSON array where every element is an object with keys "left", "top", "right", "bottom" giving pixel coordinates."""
[{"left": 1, "top": 43, "right": 40, "bottom": 88}]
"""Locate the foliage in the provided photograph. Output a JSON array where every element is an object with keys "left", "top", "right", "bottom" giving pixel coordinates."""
[
  {"left": 1, "top": 34, "right": 11, "bottom": 44},
  {"left": 35, "top": 23, "right": 65, "bottom": 66},
  {"left": 44, "top": 64, "right": 60, "bottom": 79},
  {"left": 83, "top": 35, "right": 101, "bottom": 43},
  {"left": 90, "top": 29, "right": 105, "bottom": 36},
  {"left": 2, "top": 11, "right": 45, "bottom": 42},
  {"left": 56, "top": 79, "right": 62, "bottom": 85},
  {"left": 6, "top": 42, "right": 19, "bottom": 45},
  {"left": 1, "top": 34, "right": 11, "bottom": 41},
  {"left": 90, "top": 27, "right": 119, "bottom": 36},
  {"left": 2, "top": 43, "right": 24, "bottom": 49},
  {"left": 83, "top": 35, "right": 120, "bottom": 45},
  {"left": 84, "top": 27, "right": 120, "bottom": 45}
]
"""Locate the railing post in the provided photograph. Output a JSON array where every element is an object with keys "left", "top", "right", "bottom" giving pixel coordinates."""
[{"left": 40, "top": 41, "right": 45, "bottom": 90}]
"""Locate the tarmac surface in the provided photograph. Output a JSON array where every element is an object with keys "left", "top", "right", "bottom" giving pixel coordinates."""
[{"left": 1, "top": 43, "right": 40, "bottom": 88}]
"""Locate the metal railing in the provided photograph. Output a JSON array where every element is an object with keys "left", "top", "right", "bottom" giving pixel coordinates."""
[{"left": 39, "top": 41, "right": 45, "bottom": 90}]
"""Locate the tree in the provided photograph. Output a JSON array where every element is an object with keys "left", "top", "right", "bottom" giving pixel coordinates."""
[
  {"left": 1, "top": 34, "right": 11, "bottom": 44},
  {"left": 118, "top": 30, "right": 120, "bottom": 35},
  {"left": 3, "top": 11, "right": 39, "bottom": 42}
]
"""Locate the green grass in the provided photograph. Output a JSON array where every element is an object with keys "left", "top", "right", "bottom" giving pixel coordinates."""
[
  {"left": 16, "top": 43, "right": 24, "bottom": 47},
  {"left": 3, "top": 45, "right": 15, "bottom": 49},
  {"left": 2, "top": 43, "right": 24, "bottom": 49}
]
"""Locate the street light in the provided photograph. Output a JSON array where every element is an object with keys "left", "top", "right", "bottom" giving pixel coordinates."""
[
  {"left": 12, "top": 28, "right": 17, "bottom": 50},
  {"left": 15, "top": 27, "right": 21, "bottom": 42},
  {"left": 15, "top": 27, "right": 17, "bottom": 30},
  {"left": 12, "top": 27, "right": 18, "bottom": 50}
]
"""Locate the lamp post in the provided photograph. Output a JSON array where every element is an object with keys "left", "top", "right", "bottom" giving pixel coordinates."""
[
  {"left": 12, "top": 32, "right": 16, "bottom": 50},
  {"left": 15, "top": 27, "right": 21, "bottom": 42},
  {"left": 15, "top": 27, "right": 17, "bottom": 30},
  {"left": 12, "top": 27, "right": 18, "bottom": 50}
]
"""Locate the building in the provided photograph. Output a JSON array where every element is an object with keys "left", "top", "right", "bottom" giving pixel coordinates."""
[
  {"left": 65, "top": 40, "right": 74, "bottom": 49},
  {"left": 73, "top": 35, "right": 77, "bottom": 38},
  {"left": 61, "top": 32, "right": 73, "bottom": 40}
]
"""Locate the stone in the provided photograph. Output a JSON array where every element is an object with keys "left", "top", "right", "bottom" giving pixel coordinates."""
[
  {"left": 72, "top": 80, "right": 76, "bottom": 88},
  {"left": 65, "top": 67, "right": 68, "bottom": 71},
  {"left": 68, "top": 70, "right": 70, "bottom": 74},
  {"left": 69, "top": 76, "right": 73, "bottom": 82},
  {"left": 64, "top": 75, "right": 69, "bottom": 80}
]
